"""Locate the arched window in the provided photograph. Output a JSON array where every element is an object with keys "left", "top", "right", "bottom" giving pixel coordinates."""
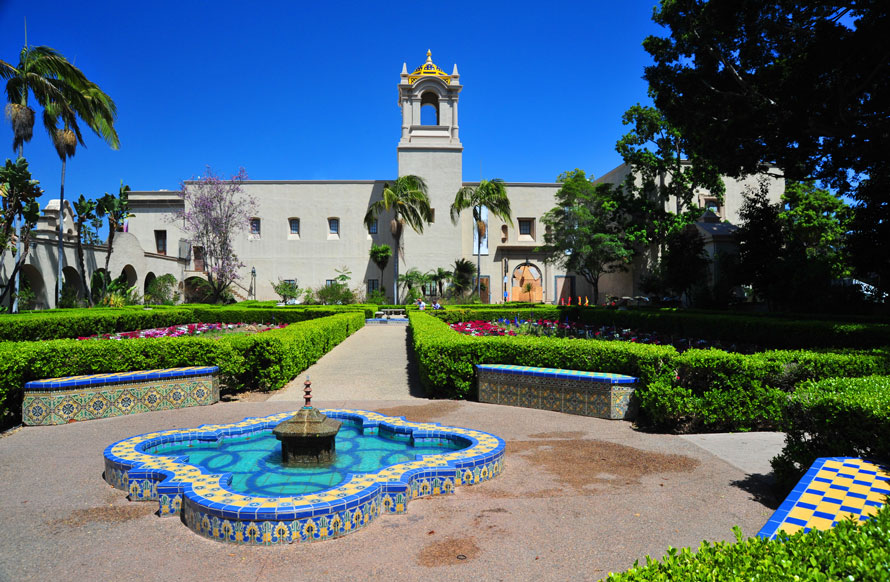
[{"left": 420, "top": 91, "right": 439, "bottom": 125}]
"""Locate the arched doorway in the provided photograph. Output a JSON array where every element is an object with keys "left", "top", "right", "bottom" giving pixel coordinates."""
[
  {"left": 120, "top": 264, "right": 137, "bottom": 288},
  {"left": 60, "top": 266, "right": 83, "bottom": 307},
  {"left": 184, "top": 276, "right": 212, "bottom": 304},
  {"left": 511, "top": 263, "right": 543, "bottom": 303},
  {"left": 19, "top": 265, "right": 46, "bottom": 310}
]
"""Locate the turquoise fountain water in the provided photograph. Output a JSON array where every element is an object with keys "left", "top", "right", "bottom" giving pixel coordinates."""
[{"left": 146, "top": 424, "right": 462, "bottom": 497}]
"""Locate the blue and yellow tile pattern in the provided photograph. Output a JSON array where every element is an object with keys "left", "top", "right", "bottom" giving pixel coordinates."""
[
  {"left": 23, "top": 367, "right": 219, "bottom": 425},
  {"left": 476, "top": 364, "right": 638, "bottom": 420},
  {"left": 758, "top": 457, "right": 890, "bottom": 539},
  {"left": 103, "top": 410, "right": 505, "bottom": 545}
]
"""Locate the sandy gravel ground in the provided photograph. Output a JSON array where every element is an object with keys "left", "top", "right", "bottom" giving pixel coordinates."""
[{"left": 0, "top": 325, "right": 784, "bottom": 582}]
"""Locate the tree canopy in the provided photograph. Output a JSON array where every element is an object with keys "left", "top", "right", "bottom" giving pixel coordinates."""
[
  {"left": 538, "top": 170, "right": 634, "bottom": 304},
  {"left": 643, "top": 2, "right": 889, "bottom": 198}
]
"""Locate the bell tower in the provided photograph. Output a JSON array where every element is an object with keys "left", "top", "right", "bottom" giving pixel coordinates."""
[{"left": 396, "top": 50, "right": 463, "bottom": 272}]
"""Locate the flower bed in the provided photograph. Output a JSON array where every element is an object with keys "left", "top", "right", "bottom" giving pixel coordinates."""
[
  {"left": 449, "top": 318, "right": 752, "bottom": 353},
  {"left": 77, "top": 322, "right": 287, "bottom": 341}
]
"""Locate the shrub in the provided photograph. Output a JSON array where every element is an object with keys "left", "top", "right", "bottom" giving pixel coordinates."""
[
  {"left": 771, "top": 375, "right": 890, "bottom": 493},
  {"left": 1, "top": 311, "right": 365, "bottom": 428},
  {"left": 410, "top": 312, "right": 676, "bottom": 399},
  {"left": 606, "top": 505, "right": 890, "bottom": 581},
  {"left": 145, "top": 274, "right": 180, "bottom": 305}
]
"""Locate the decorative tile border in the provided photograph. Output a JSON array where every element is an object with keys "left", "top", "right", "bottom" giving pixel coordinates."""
[
  {"left": 103, "top": 409, "right": 505, "bottom": 545},
  {"left": 476, "top": 364, "right": 638, "bottom": 420},
  {"left": 757, "top": 457, "right": 890, "bottom": 539},
  {"left": 23, "top": 367, "right": 219, "bottom": 426}
]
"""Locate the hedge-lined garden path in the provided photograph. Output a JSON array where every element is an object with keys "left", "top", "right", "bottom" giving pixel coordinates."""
[{"left": 268, "top": 324, "right": 426, "bottom": 402}]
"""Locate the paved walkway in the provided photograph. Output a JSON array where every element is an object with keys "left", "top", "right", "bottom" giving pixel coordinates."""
[{"left": 268, "top": 324, "right": 426, "bottom": 403}]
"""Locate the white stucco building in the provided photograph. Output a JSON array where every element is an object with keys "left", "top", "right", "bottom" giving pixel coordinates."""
[{"left": 3, "top": 51, "right": 783, "bottom": 308}]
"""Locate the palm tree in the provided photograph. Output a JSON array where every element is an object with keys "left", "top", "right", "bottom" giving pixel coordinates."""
[
  {"left": 450, "top": 179, "right": 513, "bottom": 297},
  {"left": 73, "top": 195, "right": 97, "bottom": 305},
  {"left": 2, "top": 43, "right": 118, "bottom": 309},
  {"left": 369, "top": 243, "right": 392, "bottom": 299},
  {"left": 364, "top": 175, "right": 432, "bottom": 303},
  {"left": 97, "top": 182, "right": 131, "bottom": 275},
  {"left": 428, "top": 266, "right": 452, "bottom": 298},
  {"left": 450, "top": 258, "right": 477, "bottom": 298},
  {"left": 44, "top": 87, "right": 119, "bottom": 305}
]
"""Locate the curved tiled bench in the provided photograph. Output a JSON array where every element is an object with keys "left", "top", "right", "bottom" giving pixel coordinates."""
[
  {"left": 23, "top": 367, "right": 219, "bottom": 426},
  {"left": 103, "top": 409, "right": 505, "bottom": 545},
  {"left": 757, "top": 457, "right": 890, "bottom": 539},
  {"left": 476, "top": 364, "right": 639, "bottom": 420}
]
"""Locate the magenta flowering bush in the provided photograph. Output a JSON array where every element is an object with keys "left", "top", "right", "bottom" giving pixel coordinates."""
[
  {"left": 77, "top": 322, "right": 287, "bottom": 341},
  {"left": 449, "top": 317, "right": 749, "bottom": 352}
]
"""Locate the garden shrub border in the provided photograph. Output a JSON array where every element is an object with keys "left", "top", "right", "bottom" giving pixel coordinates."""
[
  {"left": 411, "top": 312, "right": 890, "bottom": 432},
  {"left": 604, "top": 504, "right": 890, "bottom": 581},
  {"left": 0, "top": 311, "right": 365, "bottom": 427},
  {"left": 433, "top": 305, "right": 890, "bottom": 350},
  {"left": 771, "top": 375, "right": 890, "bottom": 493}
]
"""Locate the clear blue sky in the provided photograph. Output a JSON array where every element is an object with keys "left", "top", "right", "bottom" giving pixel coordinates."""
[{"left": 1, "top": 1, "right": 663, "bottom": 210}]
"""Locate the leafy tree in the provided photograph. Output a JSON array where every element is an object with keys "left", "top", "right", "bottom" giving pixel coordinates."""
[
  {"left": 316, "top": 266, "right": 355, "bottom": 305},
  {"left": 72, "top": 194, "right": 98, "bottom": 304},
  {"left": 617, "top": 104, "right": 724, "bottom": 218},
  {"left": 144, "top": 274, "right": 179, "bottom": 305},
  {"left": 97, "top": 181, "right": 131, "bottom": 275},
  {"left": 363, "top": 175, "right": 432, "bottom": 303},
  {"left": 271, "top": 279, "right": 300, "bottom": 304},
  {"left": 734, "top": 179, "right": 786, "bottom": 309},
  {"left": 538, "top": 170, "right": 634, "bottom": 304},
  {"left": 450, "top": 258, "right": 476, "bottom": 298},
  {"left": 397, "top": 268, "right": 429, "bottom": 302},
  {"left": 450, "top": 178, "right": 513, "bottom": 296},
  {"left": 175, "top": 167, "right": 257, "bottom": 303},
  {"left": 661, "top": 225, "right": 710, "bottom": 303},
  {"left": 643, "top": 3, "right": 889, "bottom": 240},
  {"left": 369, "top": 243, "right": 392, "bottom": 299},
  {"left": 735, "top": 179, "right": 853, "bottom": 310},
  {"left": 0, "top": 157, "right": 41, "bottom": 309}
]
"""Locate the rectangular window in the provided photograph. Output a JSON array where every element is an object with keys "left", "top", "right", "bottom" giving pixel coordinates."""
[
  {"left": 154, "top": 230, "right": 167, "bottom": 255},
  {"left": 325, "top": 279, "right": 336, "bottom": 287},
  {"left": 250, "top": 218, "right": 261, "bottom": 235},
  {"left": 367, "top": 279, "right": 379, "bottom": 294},
  {"left": 518, "top": 218, "right": 535, "bottom": 241},
  {"left": 368, "top": 220, "right": 377, "bottom": 235},
  {"left": 192, "top": 246, "right": 205, "bottom": 272},
  {"left": 328, "top": 218, "right": 339, "bottom": 235},
  {"left": 289, "top": 218, "right": 300, "bottom": 235}
]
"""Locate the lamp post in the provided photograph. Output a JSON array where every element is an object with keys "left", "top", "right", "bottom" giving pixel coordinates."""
[{"left": 250, "top": 267, "right": 256, "bottom": 300}]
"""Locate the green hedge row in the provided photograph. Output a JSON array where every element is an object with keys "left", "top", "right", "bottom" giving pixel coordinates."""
[
  {"left": 606, "top": 506, "right": 890, "bottom": 581},
  {"left": 409, "top": 312, "right": 676, "bottom": 399},
  {"left": 433, "top": 306, "right": 890, "bottom": 349},
  {"left": 0, "top": 305, "right": 367, "bottom": 341},
  {"left": 0, "top": 311, "right": 365, "bottom": 427},
  {"left": 410, "top": 312, "right": 890, "bottom": 431},
  {"left": 771, "top": 375, "right": 890, "bottom": 493}
]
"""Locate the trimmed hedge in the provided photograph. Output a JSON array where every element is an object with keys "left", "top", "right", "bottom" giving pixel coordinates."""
[
  {"left": 0, "top": 311, "right": 365, "bottom": 427},
  {"left": 412, "top": 312, "right": 890, "bottom": 431},
  {"left": 606, "top": 505, "right": 890, "bottom": 581},
  {"left": 433, "top": 306, "right": 890, "bottom": 349},
  {"left": 0, "top": 305, "right": 366, "bottom": 341},
  {"left": 409, "top": 312, "right": 676, "bottom": 399},
  {"left": 771, "top": 375, "right": 890, "bottom": 493}
]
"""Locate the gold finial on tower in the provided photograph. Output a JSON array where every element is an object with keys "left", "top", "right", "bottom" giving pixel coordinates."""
[{"left": 426, "top": 49, "right": 432, "bottom": 62}]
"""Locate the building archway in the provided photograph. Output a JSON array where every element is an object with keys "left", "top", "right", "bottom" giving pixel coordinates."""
[
  {"left": 120, "top": 264, "right": 138, "bottom": 288},
  {"left": 184, "top": 275, "right": 212, "bottom": 303},
  {"left": 60, "top": 266, "right": 84, "bottom": 306},
  {"left": 511, "top": 263, "right": 543, "bottom": 302},
  {"left": 19, "top": 264, "right": 46, "bottom": 310}
]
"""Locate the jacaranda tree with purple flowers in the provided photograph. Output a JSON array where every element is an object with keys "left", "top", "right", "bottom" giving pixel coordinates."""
[{"left": 175, "top": 167, "right": 256, "bottom": 303}]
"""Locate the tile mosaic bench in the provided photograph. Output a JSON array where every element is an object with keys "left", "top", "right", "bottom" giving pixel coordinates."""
[
  {"left": 476, "top": 364, "right": 638, "bottom": 420},
  {"left": 22, "top": 366, "right": 220, "bottom": 426},
  {"left": 757, "top": 456, "right": 889, "bottom": 539}
]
